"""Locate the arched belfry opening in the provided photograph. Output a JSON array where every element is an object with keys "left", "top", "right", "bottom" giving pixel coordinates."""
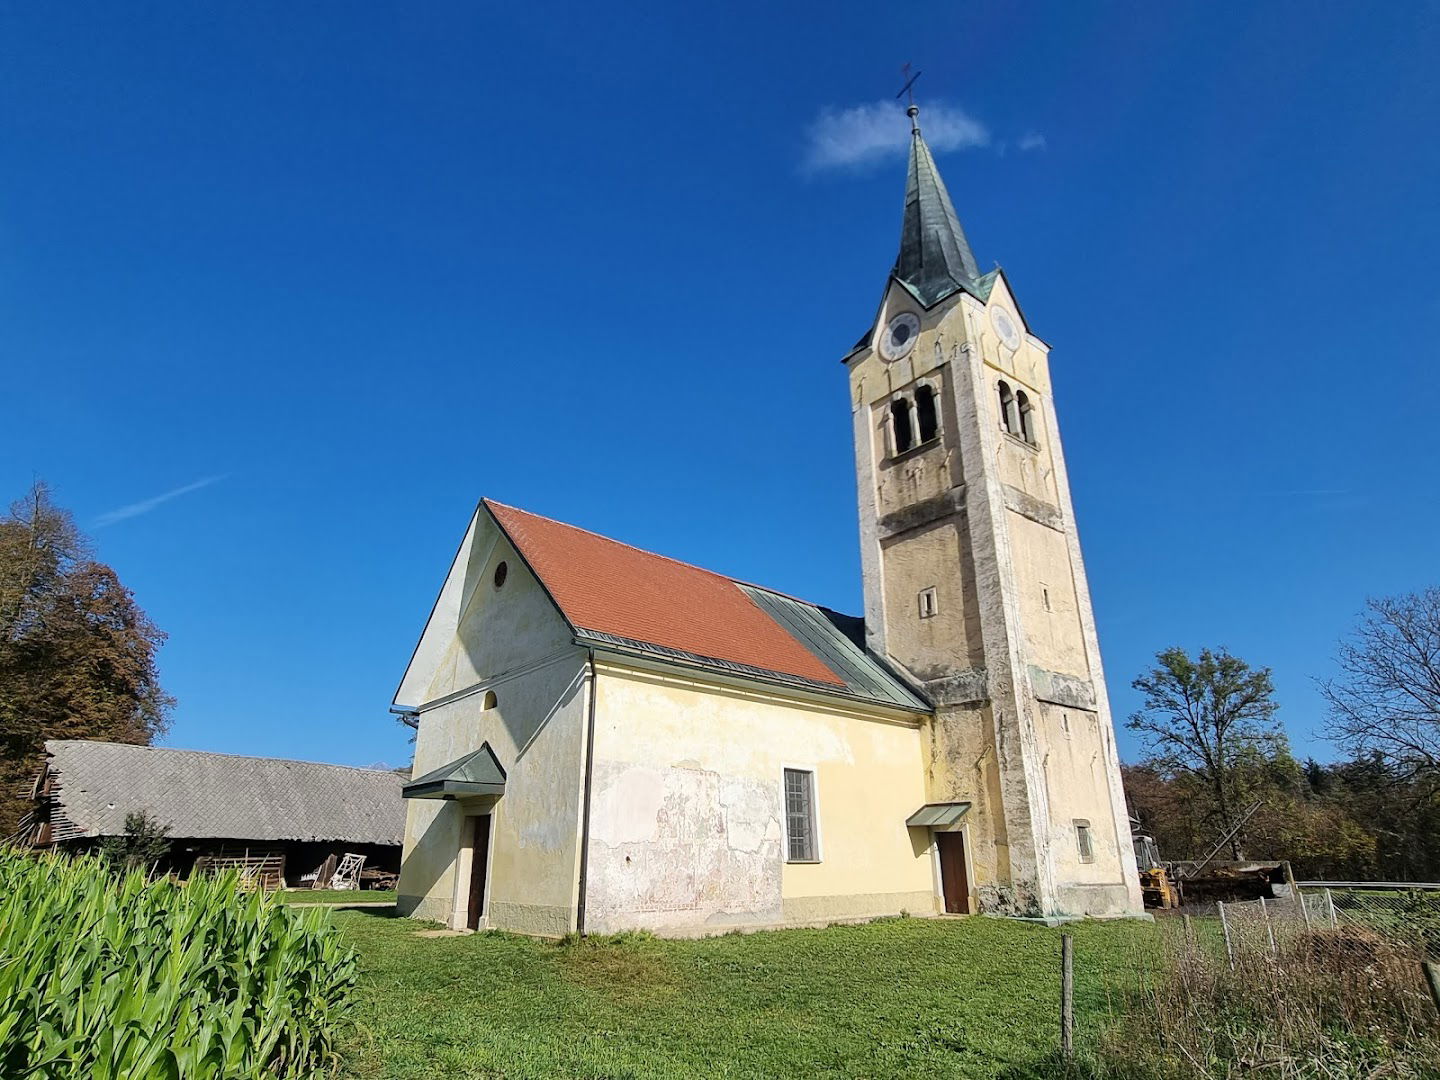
[
  {"left": 1016, "top": 390, "right": 1037, "bottom": 446},
  {"left": 890, "top": 398, "right": 914, "bottom": 454},
  {"left": 998, "top": 381, "right": 1018, "bottom": 436},
  {"left": 916, "top": 385, "right": 939, "bottom": 444}
]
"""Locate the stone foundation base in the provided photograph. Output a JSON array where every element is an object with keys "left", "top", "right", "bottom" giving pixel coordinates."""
[
  {"left": 397, "top": 895, "right": 577, "bottom": 936},
  {"left": 582, "top": 890, "right": 937, "bottom": 939},
  {"left": 1054, "top": 882, "right": 1143, "bottom": 919}
]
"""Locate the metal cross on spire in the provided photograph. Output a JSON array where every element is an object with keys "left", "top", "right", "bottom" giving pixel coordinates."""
[{"left": 896, "top": 63, "right": 922, "bottom": 131}]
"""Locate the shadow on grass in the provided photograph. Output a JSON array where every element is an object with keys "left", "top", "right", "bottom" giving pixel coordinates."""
[
  {"left": 335, "top": 906, "right": 401, "bottom": 919},
  {"left": 996, "top": 1052, "right": 1116, "bottom": 1080}
]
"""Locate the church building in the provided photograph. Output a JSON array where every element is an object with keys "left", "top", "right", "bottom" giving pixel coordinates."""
[{"left": 394, "top": 104, "right": 1143, "bottom": 936}]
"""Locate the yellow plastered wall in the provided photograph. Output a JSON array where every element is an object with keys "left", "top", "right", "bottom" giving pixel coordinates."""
[{"left": 583, "top": 663, "right": 936, "bottom": 934}]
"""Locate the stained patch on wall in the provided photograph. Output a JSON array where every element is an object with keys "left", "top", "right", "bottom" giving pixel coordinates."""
[{"left": 586, "top": 760, "right": 783, "bottom": 929}]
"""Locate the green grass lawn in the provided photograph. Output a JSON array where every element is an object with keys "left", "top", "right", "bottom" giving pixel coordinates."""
[
  {"left": 279, "top": 889, "right": 397, "bottom": 905},
  {"left": 333, "top": 912, "right": 1154, "bottom": 1079}
]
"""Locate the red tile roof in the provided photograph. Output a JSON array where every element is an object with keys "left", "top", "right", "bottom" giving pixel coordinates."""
[{"left": 485, "top": 500, "right": 846, "bottom": 687}]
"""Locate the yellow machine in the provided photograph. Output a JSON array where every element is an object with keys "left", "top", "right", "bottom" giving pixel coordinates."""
[
  {"left": 1132, "top": 830, "right": 1180, "bottom": 909},
  {"left": 1138, "top": 864, "right": 1180, "bottom": 909}
]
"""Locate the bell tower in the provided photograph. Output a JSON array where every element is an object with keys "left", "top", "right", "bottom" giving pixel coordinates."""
[{"left": 845, "top": 104, "right": 1142, "bottom": 917}]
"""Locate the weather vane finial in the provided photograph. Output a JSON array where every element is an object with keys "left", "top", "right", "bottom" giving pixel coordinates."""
[{"left": 896, "top": 63, "right": 922, "bottom": 131}]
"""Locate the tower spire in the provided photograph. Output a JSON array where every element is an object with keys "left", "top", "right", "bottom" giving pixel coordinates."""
[{"left": 893, "top": 101, "right": 982, "bottom": 306}]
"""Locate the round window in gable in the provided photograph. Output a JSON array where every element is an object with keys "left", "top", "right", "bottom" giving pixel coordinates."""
[{"left": 493, "top": 561, "right": 508, "bottom": 589}]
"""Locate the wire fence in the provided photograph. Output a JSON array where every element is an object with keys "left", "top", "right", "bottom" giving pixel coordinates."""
[
  {"left": 1217, "top": 885, "right": 1440, "bottom": 964},
  {"left": 1118, "top": 887, "right": 1440, "bottom": 1076},
  {"left": 1210, "top": 884, "right": 1440, "bottom": 1045}
]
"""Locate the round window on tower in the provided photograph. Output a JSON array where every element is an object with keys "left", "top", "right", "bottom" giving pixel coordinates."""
[{"left": 493, "top": 561, "right": 508, "bottom": 589}]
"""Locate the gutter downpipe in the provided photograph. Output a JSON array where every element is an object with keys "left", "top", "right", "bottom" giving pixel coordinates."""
[{"left": 576, "top": 648, "right": 598, "bottom": 936}]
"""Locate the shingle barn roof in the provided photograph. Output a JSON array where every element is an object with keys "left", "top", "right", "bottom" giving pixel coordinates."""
[
  {"left": 39, "top": 740, "right": 406, "bottom": 845},
  {"left": 484, "top": 500, "right": 928, "bottom": 713}
]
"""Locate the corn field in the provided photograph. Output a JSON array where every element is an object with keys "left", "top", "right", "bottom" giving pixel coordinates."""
[{"left": 0, "top": 849, "right": 358, "bottom": 1078}]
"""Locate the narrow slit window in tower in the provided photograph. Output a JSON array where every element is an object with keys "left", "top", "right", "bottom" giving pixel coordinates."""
[
  {"left": 915, "top": 384, "right": 939, "bottom": 444},
  {"left": 1075, "top": 819, "right": 1094, "bottom": 862},
  {"left": 918, "top": 586, "right": 938, "bottom": 619},
  {"left": 890, "top": 398, "right": 914, "bottom": 455}
]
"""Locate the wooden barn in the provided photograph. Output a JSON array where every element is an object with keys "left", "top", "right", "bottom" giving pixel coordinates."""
[{"left": 22, "top": 740, "right": 405, "bottom": 890}]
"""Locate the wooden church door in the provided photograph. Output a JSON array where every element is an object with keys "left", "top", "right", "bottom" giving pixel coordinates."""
[{"left": 936, "top": 832, "right": 970, "bottom": 914}]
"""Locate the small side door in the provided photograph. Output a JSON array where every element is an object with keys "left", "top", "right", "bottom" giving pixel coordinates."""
[{"left": 936, "top": 832, "right": 970, "bottom": 914}]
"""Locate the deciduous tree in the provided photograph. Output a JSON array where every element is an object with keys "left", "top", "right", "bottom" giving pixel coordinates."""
[
  {"left": 1322, "top": 588, "right": 1440, "bottom": 784},
  {"left": 1127, "top": 647, "right": 1285, "bottom": 858},
  {"left": 0, "top": 482, "right": 173, "bottom": 835}
]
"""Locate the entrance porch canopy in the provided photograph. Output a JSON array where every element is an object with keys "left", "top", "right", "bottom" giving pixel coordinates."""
[
  {"left": 905, "top": 802, "right": 971, "bottom": 828},
  {"left": 402, "top": 742, "right": 506, "bottom": 800}
]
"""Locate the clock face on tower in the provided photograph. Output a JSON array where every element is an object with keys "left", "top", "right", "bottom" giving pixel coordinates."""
[
  {"left": 990, "top": 306, "right": 1021, "bottom": 350},
  {"left": 879, "top": 312, "right": 921, "bottom": 362}
]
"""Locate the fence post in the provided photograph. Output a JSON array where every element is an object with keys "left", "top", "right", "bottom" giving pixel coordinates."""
[
  {"left": 1425, "top": 961, "right": 1440, "bottom": 1021},
  {"left": 1061, "top": 933, "right": 1074, "bottom": 1060},
  {"left": 1218, "top": 901, "right": 1235, "bottom": 970},
  {"left": 1259, "top": 896, "right": 1277, "bottom": 954},
  {"left": 1284, "top": 862, "right": 1312, "bottom": 930},
  {"left": 1182, "top": 913, "right": 1194, "bottom": 949},
  {"left": 1324, "top": 887, "right": 1338, "bottom": 929}
]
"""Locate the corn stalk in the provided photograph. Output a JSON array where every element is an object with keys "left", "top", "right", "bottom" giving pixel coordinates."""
[{"left": 0, "top": 849, "right": 357, "bottom": 1078}]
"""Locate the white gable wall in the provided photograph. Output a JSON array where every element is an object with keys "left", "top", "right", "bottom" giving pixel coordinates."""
[{"left": 396, "top": 511, "right": 589, "bottom": 935}]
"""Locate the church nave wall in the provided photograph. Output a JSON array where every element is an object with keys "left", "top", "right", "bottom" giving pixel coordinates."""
[{"left": 581, "top": 665, "right": 934, "bottom": 935}]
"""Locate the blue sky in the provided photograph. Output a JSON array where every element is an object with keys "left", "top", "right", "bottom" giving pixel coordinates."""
[{"left": 2, "top": 4, "right": 1437, "bottom": 769}]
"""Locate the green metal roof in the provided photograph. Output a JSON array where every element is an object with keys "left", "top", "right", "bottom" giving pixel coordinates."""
[
  {"left": 843, "top": 122, "right": 1003, "bottom": 362},
  {"left": 403, "top": 742, "right": 506, "bottom": 800},
  {"left": 906, "top": 802, "right": 972, "bottom": 828},
  {"left": 893, "top": 112, "right": 987, "bottom": 308},
  {"left": 737, "top": 585, "right": 930, "bottom": 712}
]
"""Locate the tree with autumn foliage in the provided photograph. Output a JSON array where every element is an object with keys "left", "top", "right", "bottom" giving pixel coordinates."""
[
  {"left": 1123, "top": 639, "right": 1440, "bottom": 880},
  {"left": 0, "top": 482, "right": 173, "bottom": 836},
  {"left": 1127, "top": 647, "right": 1286, "bottom": 859}
]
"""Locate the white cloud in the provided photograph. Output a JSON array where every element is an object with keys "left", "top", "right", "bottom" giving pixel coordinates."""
[
  {"left": 1018, "top": 132, "right": 1047, "bottom": 152},
  {"left": 94, "top": 474, "right": 227, "bottom": 527},
  {"left": 804, "top": 100, "right": 989, "bottom": 172}
]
